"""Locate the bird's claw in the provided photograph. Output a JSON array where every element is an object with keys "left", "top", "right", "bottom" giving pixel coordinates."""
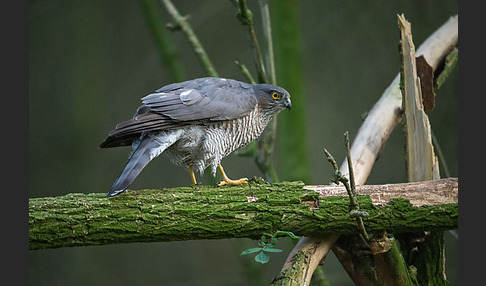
[{"left": 217, "top": 177, "right": 249, "bottom": 187}]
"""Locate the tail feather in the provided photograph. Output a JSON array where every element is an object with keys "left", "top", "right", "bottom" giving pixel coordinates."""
[{"left": 107, "top": 132, "right": 181, "bottom": 197}]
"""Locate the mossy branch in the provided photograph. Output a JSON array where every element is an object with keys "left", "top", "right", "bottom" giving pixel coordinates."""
[
  {"left": 232, "top": 0, "right": 268, "bottom": 84},
  {"left": 29, "top": 178, "right": 457, "bottom": 251}
]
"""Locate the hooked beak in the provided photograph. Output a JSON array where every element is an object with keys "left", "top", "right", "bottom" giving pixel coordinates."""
[{"left": 284, "top": 97, "right": 292, "bottom": 110}]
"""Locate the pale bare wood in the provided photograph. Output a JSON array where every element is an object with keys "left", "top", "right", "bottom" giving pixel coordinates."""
[
  {"left": 339, "top": 15, "right": 457, "bottom": 184},
  {"left": 277, "top": 236, "right": 339, "bottom": 285},
  {"left": 399, "top": 14, "right": 447, "bottom": 285},
  {"left": 279, "top": 15, "right": 458, "bottom": 285},
  {"left": 399, "top": 14, "right": 440, "bottom": 182},
  {"left": 304, "top": 177, "right": 457, "bottom": 207}
]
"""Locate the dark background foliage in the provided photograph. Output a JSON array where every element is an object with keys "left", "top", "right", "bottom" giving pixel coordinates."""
[{"left": 29, "top": 1, "right": 457, "bottom": 285}]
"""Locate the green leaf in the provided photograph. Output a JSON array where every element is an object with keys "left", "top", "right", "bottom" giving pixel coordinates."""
[
  {"left": 240, "top": 247, "right": 263, "bottom": 255},
  {"left": 255, "top": 251, "right": 269, "bottom": 264},
  {"left": 263, "top": 246, "right": 283, "bottom": 253},
  {"left": 265, "top": 242, "right": 277, "bottom": 248},
  {"left": 258, "top": 238, "right": 266, "bottom": 247}
]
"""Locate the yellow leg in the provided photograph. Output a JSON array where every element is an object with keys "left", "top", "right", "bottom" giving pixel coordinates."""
[
  {"left": 217, "top": 164, "right": 248, "bottom": 186},
  {"left": 188, "top": 165, "right": 197, "bottom": 185}
]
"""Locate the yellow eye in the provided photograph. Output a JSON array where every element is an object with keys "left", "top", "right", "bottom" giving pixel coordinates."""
[{"left": 271, "top": 92, "right": 280, "bottom": 100}]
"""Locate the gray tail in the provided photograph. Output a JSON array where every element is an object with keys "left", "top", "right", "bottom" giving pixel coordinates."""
[{"left": 107, "top": 136, "right": 167, "bottom": 198}]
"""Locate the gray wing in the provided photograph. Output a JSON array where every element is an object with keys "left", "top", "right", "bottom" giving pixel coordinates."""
[
  {"left": 143, "top": 77, "right": 256, "bottom": 121},
  {"left": 99, "top": 78, "right": 256, "bottom": 148}
]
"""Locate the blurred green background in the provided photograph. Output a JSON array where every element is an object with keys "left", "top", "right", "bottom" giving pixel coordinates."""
[{"left": 29, "top": 1, "right": 458, "bottom": 285}]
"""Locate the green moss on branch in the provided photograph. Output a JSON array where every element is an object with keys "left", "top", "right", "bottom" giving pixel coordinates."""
[{"left": 29, "top": 179, "right": 457, "bottom": 250}]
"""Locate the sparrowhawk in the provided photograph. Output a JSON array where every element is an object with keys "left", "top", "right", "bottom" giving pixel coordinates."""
[{"left": 100, "top": 77, "right": 291, "bottom": 197}]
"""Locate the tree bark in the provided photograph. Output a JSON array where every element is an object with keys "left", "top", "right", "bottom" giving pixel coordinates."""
[
  {"left": 29, "top": 178, "right": 457, "bottom": 250},
  {"left": 279, "top": 15, "right": 458, "bottom": 286}
]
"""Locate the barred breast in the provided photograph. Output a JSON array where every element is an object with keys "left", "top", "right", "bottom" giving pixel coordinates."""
[
  {"left": 164, "top": 106, "right": 275, "bottom": 176},
  {"left": 202, "top": 107, "right": 272, "bottom": 175}
]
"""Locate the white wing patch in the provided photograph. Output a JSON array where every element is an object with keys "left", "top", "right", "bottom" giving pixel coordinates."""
[
  {"left": 180, "top": 90, "right": 192, "bottom": 97},
  {"left": 180, "top": 89, "right": 203, "bottom": 106}
]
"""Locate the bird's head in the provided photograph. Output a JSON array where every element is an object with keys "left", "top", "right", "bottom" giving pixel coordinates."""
[{"left": 253, "top": 84, "right": 292, "bottom": 113}]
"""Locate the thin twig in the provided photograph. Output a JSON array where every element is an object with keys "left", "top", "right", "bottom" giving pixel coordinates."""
[
  {"left": 235, "top": 60, "right": 256, "bottom": 84},
  {"left": 233, "top": 0, "right": 268, "bottom": 83},
  {"left": 139, "top": 0, "right": 185, "bottom": 82},
  {"left": 324, "top": 136, "right": 370, "bottom": 244},
  {"left": 431, "top": 130, "right": 451, "bottom": 178},
  {"left": 161, "top": 0, "right": 219, "bottom": 77},
  {"left": 344, "top": 131, "right": 359, "bottom": 210},
  {"left": 231, "top": 0, "right": 278, "bottom": 182},
  {"left": 344, "top": 132, "right": 370, "bottom": 242},
  {"left": 323, "top": 149, "right": 349, "bottom": 188}
]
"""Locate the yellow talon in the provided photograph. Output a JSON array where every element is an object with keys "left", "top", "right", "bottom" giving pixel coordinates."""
[
  {"left": 217, "top": 164, "right": 248, "bottom": 186},
  {"left": 217, "top": 177, "right": 249, "bottom": 186}
]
